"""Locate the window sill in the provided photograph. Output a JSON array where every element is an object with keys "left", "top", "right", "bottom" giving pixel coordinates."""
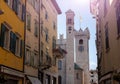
[
  {"left": 3, "top": 47, "right": 10, "bottom": 53},
  {"left": 15, "top": 54, "right": 22, "bottom": 58}
]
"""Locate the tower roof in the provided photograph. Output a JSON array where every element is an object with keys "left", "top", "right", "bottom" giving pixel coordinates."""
[
  {"left": 65, "top": 9, "right": 75, "bottom": 16},
  {"left": 66, "top": 9, "right": 74, "bottom": 13}
]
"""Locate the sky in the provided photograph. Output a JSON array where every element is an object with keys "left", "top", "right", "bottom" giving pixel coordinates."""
[{"left": 56, "top": 0, "right": 97, "bottom": 70}]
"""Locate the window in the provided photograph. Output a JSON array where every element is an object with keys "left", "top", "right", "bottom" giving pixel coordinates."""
[
  {"left": 0, "top": 23, "right": 23, "bottom": 56},
  {"left": 68, "top": 26, "right": 72, "bottom": 31},
  {"left": 4, "top": 0, "right": 25, "bottom": 21},
  {"left": 52, "top": 77, "right": 56, "bottom": 84},
  {"left": 41, "top": 25, "right": 43, "bottom": 36},
  {"left": 30, "top": 52, "right": 34, "bottom": 66},
  {"left": 12, "top": 0, "right": 19, "bottom": 14},
  {"left": 21, "top": 5, "right": 26, "bottom": 21},
  {"left": 58, "top": 76, "right": 62, "bottom": 84},
  {"left": 53, "top": 22, "right": 56, "bottom": 30},
  {"left": 76, "top": 73, "right": 79, "bottom": 79},
  {"left": 40, "top": 42, "right": 44, "bottom": 63},
  {"left": 104, "top": 0, "right": 108, "bottom": 16},
  {"left": 52, "top": 37, "right": 56, "bottom": 49},
  {"left": 34, "top": 53, "right": 38, "bottom": 68},
  {"left": 0, "top": 23, "right": 10, "bottom": 50},
  {"left": 79, "top": 39, "right": 83, "bottom": 44},
  {"left": 53, "top": 56, "right": 56, "bottom": 66},
  {"left": 58, "top": 60, "right": 62, "bottom": 70},
  {"left": 15, "top": 34, "right": 21, "bottom": 56},
  {"left": 17, "top": 1, "right": 22, "bottom": 19},
  {"left": 26, "top": 12, "right": 31, "bottom": 31},
  {"left": 67, "top": 18, "right": 72, "bottom": 24},
  {"left": 35, "top": 0, "right": 39, "bottom": 13},
  {"left": 45, "top": 29, "right": 49, "bottom": 42},
  {"left": 104, "top": 79, "right": 111, "bottom": 84},
  {"left": 105, "top": 23, "right": 109, "bottom": 49},
  {"left": 25, "top": 48, "right": 31, "bottom": 65},
  {"left": 78, "top": 46, "right": 84, "bottom": 52},
  {"left": 116, "top": 3, "right": 120, "bottom": 36},
  {"left": 34, "top": 20, "right": 39, "bottom": 37},
  {"left": 68, "top": 26, "right": 72, "bottom": 33},
  {"left": 4, "top": 0, "right": 13, "bottom": 8},
  {"left": 45, "top": 11, "right": 48, "bottom": 20}
]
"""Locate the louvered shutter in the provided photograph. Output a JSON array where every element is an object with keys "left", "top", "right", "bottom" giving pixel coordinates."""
[
  {"left": 10, "top": 32, "right": 16, "bottom": 54},
  {"left": 20, "top": 40, "right": 24, "bottom": 57},
  {"left": 22, "top": 5, "right": 26, "bottom": 21},
  {"left": 12, "top": 0, "right": 19, "bottom": 14},
  {"left": 0, "top": 24, "right": 6, "bottom": 47}
]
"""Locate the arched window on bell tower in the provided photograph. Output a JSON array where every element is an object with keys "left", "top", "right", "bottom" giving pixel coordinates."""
[{"left": 79, "top": 39, "right": 83, "bottom": 44}]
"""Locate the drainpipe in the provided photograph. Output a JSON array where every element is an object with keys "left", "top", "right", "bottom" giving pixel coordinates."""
[
  {"left": 38, "top": 0, "right": 41, "bottom": 78},
  {"left": 23, "top": 0, "right": 27, "bottom": 84}
]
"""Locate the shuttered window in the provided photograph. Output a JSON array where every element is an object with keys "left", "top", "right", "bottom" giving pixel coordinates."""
[
  {"left": 12, "top": 0, "right": 19, "bottom": 14},
  {"left": 0, "top": 24, "right": 6, "bottom": 47},
  {"left": 34, "top": 20, "right": 39, "bottom": 37},
  {"left": 22, "top": 5, "right": 26, "bottom": 21},
  {"left": 26, "top": 12, "right": 31, "bottom": 31},
  {"left": 0, "top": 24, "right": 10, "bottom": 49},
  {"left": 10, "top": 31, "right": 16, "bottom": 54}
]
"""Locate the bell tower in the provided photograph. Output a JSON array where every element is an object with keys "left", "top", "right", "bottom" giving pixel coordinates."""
[
  {"left": 65, "top": 9, "right": 75, "bottom": 84},
  {"left": 75, "top": 28, "right": 90, "bottom": 84}
]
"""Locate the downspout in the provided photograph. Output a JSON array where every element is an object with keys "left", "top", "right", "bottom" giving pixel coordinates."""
[
  {"left": 38, "top": 0, "right": 41, "bottom": 77},
  {"left": 23, "top": 0, "right": 27, "bottom": 84}
]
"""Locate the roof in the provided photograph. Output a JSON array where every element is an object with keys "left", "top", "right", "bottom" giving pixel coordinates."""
[
  {"left": 51, "top": 0, "right": 62, "bottom": 14},
  {"left": 74, "top": 63, "right": 83, "bottom": 70},
  {"left": 66, "top": 9, "right": 74, "bottom": 13}
]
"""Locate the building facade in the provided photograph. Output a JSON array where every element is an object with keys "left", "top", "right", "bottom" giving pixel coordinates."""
[
  {"left": 57, "top": 9, "right": 90, "bottom": 84},
  {"left": 38, "top": 0, "right": 62, "bottom": 84},
  {"left": 57, "top": 34, "right": 67, "bottom": 84},
  {"left": 90, "top": 0, "right": 120, "bottom": 84},
  {"left": 74, "top": 28, "right": 90, "bottom": 84},
  {"left": 90, "top": 70, "right": 98, "bottom": 84},
  {"left": 0, "top": 0, "right": 25, "bottom": 83},
  {"left": 24, "top": 0, "right": 41, "bottom": 83}
]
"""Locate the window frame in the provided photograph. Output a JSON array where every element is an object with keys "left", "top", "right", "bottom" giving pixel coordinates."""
[
  {"left": 26, "top": 12, "right": 31, "bottom": 31},
  {"left": 105, "top": 23, "right": 110, "bottom": 51},
  {"left": 116, "top": 2, "right": 120, "bottom": 37}
]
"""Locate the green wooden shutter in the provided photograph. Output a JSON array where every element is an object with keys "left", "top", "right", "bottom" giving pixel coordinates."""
[
  {"left": 10, "top": 32, "right": 16, "bottom": 54},
  {"left": 0, "top": 24, "right": 6, "bottom": 47}
]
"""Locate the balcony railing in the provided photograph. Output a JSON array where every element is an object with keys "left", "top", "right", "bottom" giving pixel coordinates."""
[
  {"left": 53, "top": 47, "right": 67, "bottom": 59},
  {"left": 39, "top": 53, "right": 52, "bottom": 70}
]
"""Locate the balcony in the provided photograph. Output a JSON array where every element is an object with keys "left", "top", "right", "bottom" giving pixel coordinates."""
[
  {"left": 53, "top": 47, "right": 67, "bottom": 59},
  {"left": 39, "top": 53, "right": 52, "bottom": 70}
]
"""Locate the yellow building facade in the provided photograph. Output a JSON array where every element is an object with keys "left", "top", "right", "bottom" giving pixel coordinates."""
[
  {"left": 90, "top": 0, "right": 120, "bottom": 84},
  {"left": 0, "top": 0, "right": 25, "bottom": 84}
]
